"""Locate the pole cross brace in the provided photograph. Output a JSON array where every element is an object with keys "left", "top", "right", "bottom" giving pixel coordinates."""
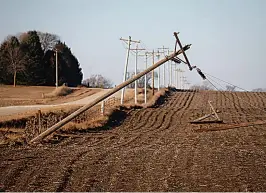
[
  {"left": 190, "top": 101, "right": 223, "bottom": 124},
  {"left": 174, "top": 32, "right": 193, "bottom": 71}
]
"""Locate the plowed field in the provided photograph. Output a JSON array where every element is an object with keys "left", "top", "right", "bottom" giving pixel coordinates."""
[{"left": 1, "top": 90, "right": 266, "bottom": 191}]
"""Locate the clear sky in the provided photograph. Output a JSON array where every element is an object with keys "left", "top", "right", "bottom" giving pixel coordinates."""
[{"left": 1, "top": 0, "right": 266, "bottom": 90}]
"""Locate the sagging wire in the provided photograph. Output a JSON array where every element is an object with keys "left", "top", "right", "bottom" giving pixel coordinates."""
[
  {"left": 206, "top": 75, "right": 266, "bottom": 117},
  {"left": 204, "top": 72, "right": 248, "bottom": 92}
]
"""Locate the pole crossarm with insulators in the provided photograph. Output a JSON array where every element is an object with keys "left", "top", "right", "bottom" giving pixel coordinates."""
[
  {"left": 139, "top": 52, "right": 153, "bottom": 104},
  {"left": 120, "top": 36, "right": 141, "bottom": 104},
  {"left": 158, "top": 47, "right": 169, "bottom": 87},
  {"left": 29, "top": 43, "right": 191, "bottom": 143},
  {"left": 130, "top": 46, "right": 145, "bottom": 104},
  {"left": 174, "top": 32, "right": 193, "bottom": 71},
  {"left": 156, "top": 50, "right": 165, "bottom": 90}
]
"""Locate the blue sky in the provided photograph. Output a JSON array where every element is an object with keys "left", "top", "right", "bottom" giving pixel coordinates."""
[{"left": 1, "top": 0, "right": 266, "bottom": 90}]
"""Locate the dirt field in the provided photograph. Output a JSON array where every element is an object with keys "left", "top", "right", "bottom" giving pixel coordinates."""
[
  {"left": 0, "top": 85, "right": 101, "bottom": 107},
  {"left": 1, "top": 90, "right": 266, "bottom": 191}
]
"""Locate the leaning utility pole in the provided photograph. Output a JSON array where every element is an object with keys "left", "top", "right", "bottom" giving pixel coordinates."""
[
  {"left": 158, "top": 46, "right": 169, "bottom": 87},
  {"left": 130, "top": 44, "right": 145, "bottom": 104},
  {"left": 30, "top": 44, "right": 191, "bottom": 144},
  {"left": 29, "top": 32, "right": 192, "bottom": 143},
  {"left": 120, "top": 36, "right": 140, "bottom": 104}
]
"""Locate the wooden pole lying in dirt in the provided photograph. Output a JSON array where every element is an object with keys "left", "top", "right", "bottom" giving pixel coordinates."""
[{"left": 29, "top": 44, "right": 191, "bottom": 143}]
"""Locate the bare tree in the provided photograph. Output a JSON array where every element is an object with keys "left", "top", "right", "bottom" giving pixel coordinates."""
[
  {"left": 127, "top": 70, "right": 155, "bottom": 88},
  {"left": 82, "top": 74, "right": 113, "bottom": 88},
  {"left": 37, "top": 32, "right": 60, "bottom": 52},
  {"left": 190, "top": 81, "right": 214, "bottom": 91},
  {"left": 252, "top": 88, "right": 266, "bottom": 92},
  {"left": 17, "top": 32, "right": 29, "bottom": 43},
  {"left": 226, "top": 85, "right": 236, "bottom": 91},
  {"left": 4, "top": 44, "right": 27, "bottom": 87}
]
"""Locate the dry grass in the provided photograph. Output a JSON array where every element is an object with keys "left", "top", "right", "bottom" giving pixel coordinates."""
[
  {"left": 0, "top": 104, "right": 82, "bottom": 122},
  {"left": 61, "top": 112, "right": 110, "bottom": 132},
  {"left": 43, "top": 85, "right": 73, "bottom": 98},
  {"left": 0, "top": 127, "right": 24, "bottom": 146},
  {"left": 0, "top": 85, "right": 102, "bottom": 107},
  {"left": 142, "top": 88, "right": 168, "bottom": 108},
  {"left": 0, "top": 87, "right": 170, "bottom": 145}
]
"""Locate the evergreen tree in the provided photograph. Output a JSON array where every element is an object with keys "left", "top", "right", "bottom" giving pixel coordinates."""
[
  {"left": 54, "top": 41, "right": 83, "bottom": 87},
  {"left": 0, "top": 30, "right": 83, "bottom": 86},
  {"left": 0, "top": 41, "right": 9, "bottom": 84},
  {"left": 20, "top": 31, "right": 46, "bottom": 85}
]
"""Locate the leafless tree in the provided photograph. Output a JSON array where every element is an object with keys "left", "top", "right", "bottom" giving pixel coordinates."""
[
  {"left": 3, "top": 44, "right": 27, "bottom": 87},
  {"left": 226, "top": 85, "right": 236, "bottom": 91},
  {"left": 127, "top": 70, "right": 155, "bottom": 88},
  {"left": 190, "top": 81, "right": 214, "bottom": 91},
  {"left": 252, "top": 88, "right": 266, "bottom": 92},
  {"left": 17, "top": 32, "right": 29, "bottom": 43},
  {"left": 82, "top": 74, "right": 113, "bottom": 88},
  {"left": 37, "top": 32, "right": 60, "bottom": 52}
]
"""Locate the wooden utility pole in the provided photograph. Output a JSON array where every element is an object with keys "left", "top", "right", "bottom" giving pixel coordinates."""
[
  {"left": 167, "top": 50, "right": 174, "bottom": 87},
  {"left": 143, "top": 50, "right": 156, "bottom": 95},
  {"left": 175, "top": 68, "right": 184, "bottom": 89},
  {"left": 152, "top": 50, "right": 155, "bottom": 95},
  {"left": 139, "top": 52, "right": 152, "bottom": 104},
  {"left": 129, "top": 45, "right": 145, "bottom": 104},
  {"left": 158, "top": 46, "right": 169, "bottom": 87},
  {"left": 156, "top": 50, "right": 165, "bottom": 90},
  {"left": 120, "top": 37, "right": 140, "bottom": 104},
  {"left": 190, "top": 101, "right": 222, "bottom": 124},
  {"left": 29, "top": 44, "right": 191, "bottom": 143},
  {"left": 54, "top": 49, "right": 58, "bottom": 88}
]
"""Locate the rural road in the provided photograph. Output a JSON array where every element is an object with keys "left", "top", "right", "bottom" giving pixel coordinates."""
[{"left": 0, "top": 89, "right": 122, "bottom": 116}]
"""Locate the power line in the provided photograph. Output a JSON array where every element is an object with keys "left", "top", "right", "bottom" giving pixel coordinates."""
[
  {"left": 203, "top": 72, "right": 248, "bottom": 92},
  {"left": 120, "top": 36, "right": 141, "bottom": 104},
  {"left": 206, "top": 76, "right": 266, "bottom": 116}
]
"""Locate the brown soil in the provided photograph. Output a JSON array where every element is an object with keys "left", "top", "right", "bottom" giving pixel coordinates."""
[
  {"left": 0, "top": 85, "right": 101, "bottom": 107},
  {"left": 1, "top": 90, "right": 266, "bottom": 191}
]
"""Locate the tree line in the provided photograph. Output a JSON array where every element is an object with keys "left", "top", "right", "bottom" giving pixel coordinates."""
[{"left": 0, "top": 31, "right": 83, "bottom": 87}]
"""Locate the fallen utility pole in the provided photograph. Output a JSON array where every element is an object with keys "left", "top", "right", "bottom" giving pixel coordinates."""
[
  {"left": 29, "top": 43, "right": 191, "bottom": 143},
  {"left": 195, "top": 120, "right": 266, "bottom": 132},
  {"left": 190, "top": 101, "right": 222, "bottom": 124}
]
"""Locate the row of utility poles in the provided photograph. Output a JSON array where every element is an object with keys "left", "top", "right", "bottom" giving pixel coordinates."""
[{"left": 120, "top": 37, "right": 190, "bottom": 105}]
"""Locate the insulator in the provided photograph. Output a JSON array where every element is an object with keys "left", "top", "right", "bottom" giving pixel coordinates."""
[
  {"left": 171, "top": 57, "right": 181, "bottom": 64},
  {"left": 196, "top": 68, "right": 206, "bottom": 80}
]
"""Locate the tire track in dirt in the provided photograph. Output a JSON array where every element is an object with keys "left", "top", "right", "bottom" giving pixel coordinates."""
[
  {"left": 123, "top": 109, "right": 157, "bottom": 133},
  {"left": 131, "top": 91, "right": 194, "bottom": 148},
  {"left": 110, "top": 91, "right": 193, "bottom": 149},
  {"left": 55, "top": 150, "right": 90, "bottom": 192}
]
